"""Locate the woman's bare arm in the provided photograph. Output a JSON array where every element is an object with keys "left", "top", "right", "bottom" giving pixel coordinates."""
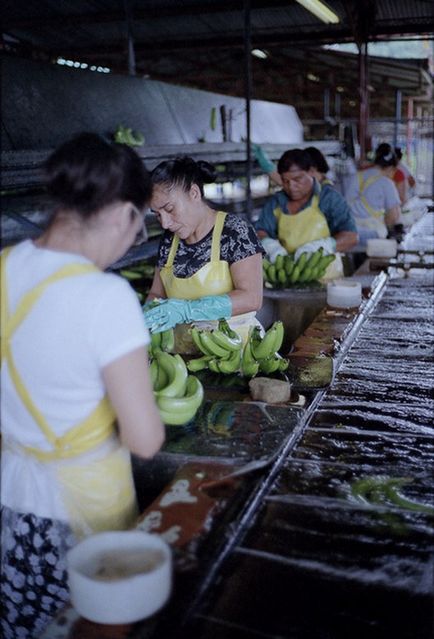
[
  {"left": 228, "top": 253, "right": 263, "bottom": 316},
  {"left": 103, "top": 346, "right": 165, "bottom": 458},
  {"left": 146, "top": 267, "right": 167, "bottom": 302}
]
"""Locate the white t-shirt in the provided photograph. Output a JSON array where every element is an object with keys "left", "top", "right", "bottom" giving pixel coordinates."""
[
  {"left": 1, "top": 240, "right": 150, "bottom": 519},
  {"left": 344, "top": 167, "right": 400, "bottom": 240}
]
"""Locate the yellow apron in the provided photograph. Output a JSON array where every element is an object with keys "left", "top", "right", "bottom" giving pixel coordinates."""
[
  {"left": 354, "top": 171, "right": 388, "bottom": 239},
  {"left": 273, "top": 191, "right": 343, "bottom": 280},
  {"left": 0, "top": 248, "right": 138, "bottom": 538},
  {"left": 160, "top": 211, "right": 259, "bottom": 353}
]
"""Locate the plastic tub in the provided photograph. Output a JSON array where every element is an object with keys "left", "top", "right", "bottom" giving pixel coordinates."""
[
  {"left": 67, "top": 530, "right": 172, "bottom": 624},
  {"left": 366, "top": 238, "right": 397, "bottom": 258},
  {"left": 327, "top": 279, "right": 362, "bottom": 309}
]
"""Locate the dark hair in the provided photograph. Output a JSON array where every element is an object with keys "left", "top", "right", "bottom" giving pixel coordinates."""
[
  {"left": 394, "top": 147, "right": 403, "bottom": 161},
  {"left": 305, "top": 146, "right": 329, "bottom": 174},
  {"left": 45, "top": 133, "right": 151, "bottom": 216},
  {"left": 277, "top": 149, "right": 312, "bottom": 174},
  {"left": 151, "top": 156, "right": 217, "bottom": 196},
  {"left": 374, "top": 143, "right": 397, "bottom": 168}
]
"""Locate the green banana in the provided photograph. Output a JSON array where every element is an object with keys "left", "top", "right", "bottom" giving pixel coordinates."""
[
  {"left": 160, "top": 329, "right": 175, "bottom": 352},
  {"left": 289, "top": 265, "right": 300, "bottom": 284},
  {"left": 120, "top": 269, "right": 143, "bottom": 280},
  {"left": 190, "top": 326, "right": 211, "bottom": 355},
  {"left": 150, "top": 331, "right": 162, "bottom": 351},
  {"left": 241, "top": 338, "right": 260, "bottom": 377},
  {"left": 149, "top": 359, "right": 159, "bottom": 387},
  {"left": 317, "top": 254, "right": 336, "bottom": 271},
  {"left": 199, "top": 330, "right": 231, "bottom": 359},
  {"left": 305, "top": 248, "right": 323, "bottom": 269},
  {"left": 263, "top": 258, "right": 271, "bottom": 271},
  {"left": 211, "top": 322, "right": 242, "bottom": 352},
  {"left": 157, "top": 375, "right": 204, "bottom": 415},
  {"left": 295, "top": 252, "right": 309, "bottom": 272},
  {"left": 258, "top": 355, "right": 281, "bottom": 374},
  {"left": 208, "top": 358, "right": 221, "bottom": 374},
  {"left": 278, "top": 356, "right": 289, "bottom": 371},
  {"left": 277, "top": 268, "right": 287, "bottom": 285},
  {"left": 151, "top": 358, "right": 169, "bottom": 392},
  {"left": 267, "top": 264, "right": 277, "bottom": 283},
  {"left": 273, "top": 320, "right": 284, "bottom": 351},
  {"left": 284, "top": 255, "right": 294, "bottom": 276},
  {"left": 251, "top": 322, "right": 280, "bottom": 360},
  {"left": 275, "top": 254, "right": 284, "bottom": 270},
  {"left": 187, "top": 355, "right": 213, "bottom": 372},
  {"left": 216, "top": 348, "right": 242, "bottom": 374},
  {"left": 154, "top": 352, "right": 188, "bottom": 398},
  {"left": 298, "top": 266, "right": 313, "bottom": 283}
]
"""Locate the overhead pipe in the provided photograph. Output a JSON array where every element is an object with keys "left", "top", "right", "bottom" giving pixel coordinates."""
[{"left": 244, "top": 0, "right": 252, "bottom": 220}]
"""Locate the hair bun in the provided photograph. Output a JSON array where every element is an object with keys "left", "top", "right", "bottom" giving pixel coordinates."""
[{"left": 196, "top": 160, "right": 217, "bottom": 184}]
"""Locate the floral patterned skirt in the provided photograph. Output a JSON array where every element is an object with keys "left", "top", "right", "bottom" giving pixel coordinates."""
[{"left": 1, "top": 506, "right": 76, "bottom": 639}]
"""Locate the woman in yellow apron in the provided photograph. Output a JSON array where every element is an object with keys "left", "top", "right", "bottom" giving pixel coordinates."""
[
  {"left": 143, "top": 156, "right": 264, "bottom": 352},
  {"left": 1, "top": 133, "right": 164, "bottom": 639},
  {"left": 254, "top": 148, "right": 358, "bottom": 280},
  {"left": 345, "top": 143, "right": 402, "bottom": 247}
]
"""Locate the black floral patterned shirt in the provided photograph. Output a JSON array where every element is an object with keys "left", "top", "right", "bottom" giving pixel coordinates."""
[{"left": 157, "top": 212, "right": 265, "bottom": 278}]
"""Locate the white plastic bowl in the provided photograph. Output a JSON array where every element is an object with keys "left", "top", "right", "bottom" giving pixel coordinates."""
[
  {"left": 67, "top": 531, "right": 172, "bottom": 624},
  {"left": 366, "top": 238, "right": 397, "bottom": 258},
  {"left": 327, "top": 279, "right": 362, "bottom": 309}
]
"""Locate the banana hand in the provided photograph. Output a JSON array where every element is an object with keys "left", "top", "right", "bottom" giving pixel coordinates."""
[{"left": 154, "top": 351, "right": 188, "bottom": 398}]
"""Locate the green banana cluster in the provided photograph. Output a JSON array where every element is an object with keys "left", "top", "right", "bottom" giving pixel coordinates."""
[
  {"left": 150, "top": 351, "right": 204, "bottom": 425},
  {"left": 187, "top": 319, "right": 243, "bottom": 375},
  {"left": 149, "top": 328, "right": 175, "bottom": 357},
  {"left": 114, "top": 124, "right": 145, "bottom": 147},
  {"left": 187, "top": 320, "right": 288, "bottom": 378},
  {"left": 242, "top": 322, "right": 288, "bottom": 377},
  {"left": 263, "top": 249, "right": 336, "bottom": 288}
]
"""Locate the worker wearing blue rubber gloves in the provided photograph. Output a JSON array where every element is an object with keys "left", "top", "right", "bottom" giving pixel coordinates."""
[
  {"left": 255, "top": 148, "right": 358, "bottom": 280},
  {"left": 143, "top": 156, "right": 264, "bottom": 353}
]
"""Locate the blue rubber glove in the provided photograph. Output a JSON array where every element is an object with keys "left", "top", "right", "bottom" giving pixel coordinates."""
[
  {"left": 252, "top": 144, "right": 276, "bottom": 174},
  {"left": 261, "top": 237, "right": 288, "bottom": 263},
  {"left": 294, "top": 237, "right": 336, "bottom": 261},
  {"left": 143, "top": 295, "right": 232, "bottom": 333}
]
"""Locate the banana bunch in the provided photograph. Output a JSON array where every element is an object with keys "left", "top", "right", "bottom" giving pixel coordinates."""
[
  {"left": 242, "top": 322, "right": 288, "bottom": 377},
  {"left": 187, "top": 319, "right": 243, "bottom": 375},
  {"left": 119, "top": 264, "right": 155, "bottom": 281},
  {"left": 187, "top": 320, "right": 288, "bottom": 378},
  {"left": 114, "top": 124, "right": 145, "bottom": 147},
  {"left": 263, "top": 249, "right": 336, "bottom": 288},
  {"left": 149, "top": 328, "right": 175, "bottom": 357},
  {"left": 150, "top": 351, "right": 204, "bottom": 425}
]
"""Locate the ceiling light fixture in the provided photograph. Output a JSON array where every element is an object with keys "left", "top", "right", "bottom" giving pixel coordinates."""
[
  {"left": 251, "top": 48, "right": 269, "bottom": 59},
  {"left": 295, "top": 0, "right": 340, "bottom": 24}
]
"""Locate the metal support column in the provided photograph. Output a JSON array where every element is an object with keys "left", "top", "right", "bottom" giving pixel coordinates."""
[
  {"left": 358, "top": 41, "right": 369, "bottom": 161},
  {"left": 393, "top": 89, "right": 402, "bottom": 148},
  {"left": 244, "top": 0, "right": 252, "bottom": 220},
  {"left": 124, "top": 0, "right": 136, "bottom": 76}
]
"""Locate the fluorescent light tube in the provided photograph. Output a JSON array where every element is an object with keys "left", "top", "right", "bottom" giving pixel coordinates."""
[{"left": 295, "top": 0, "right": 340, "bottom": 24}]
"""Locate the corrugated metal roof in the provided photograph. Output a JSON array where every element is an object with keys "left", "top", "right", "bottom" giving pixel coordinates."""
[{"left": 1, "top": 0, "right": 433, "bottom": 121}]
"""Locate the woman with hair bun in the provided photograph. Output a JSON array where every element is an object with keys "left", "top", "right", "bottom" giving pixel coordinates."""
[
  {"left": 345, "top": 142, "right": 402, "bottom": 246},
  {"left": 142, "top": 156, "right": 264, "bottom": 350},
  {"left": 1, "top": 133, "right": 164, "bottom": 638}
]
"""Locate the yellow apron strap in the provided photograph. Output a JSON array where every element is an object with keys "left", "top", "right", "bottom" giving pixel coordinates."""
[
  {"left": 23, "top": 398, "right": 116, "bottom": 461},
  {"left": 357, "top": 173, "right": 384, "bottom": 220},
  {"left": 2, "top": 256, "right": 115, "bottom": 460},
  {"left": 0, "top": 248, "right": 13, "bottom": 355},
  {"left": 211, "top": 211, "right": 227, "bottom": 261},
  {"left": 165, "top": 234, "right": 180, "bottom": 269},
  {"left": 2, "top": 263, "right": 98, "bottom": 348}
]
